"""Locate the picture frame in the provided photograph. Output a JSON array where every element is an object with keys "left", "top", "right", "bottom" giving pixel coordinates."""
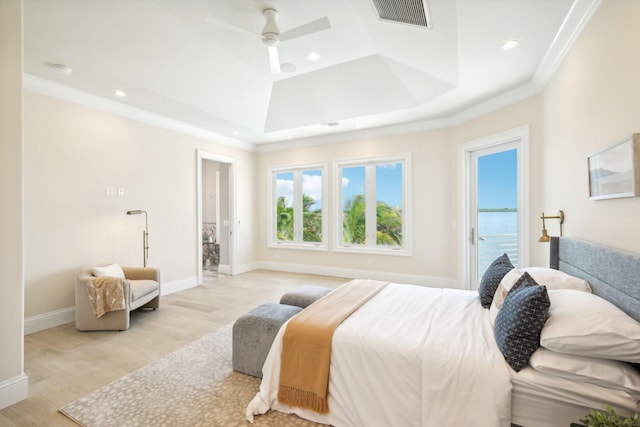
[{"left": 588, "top": 133, "right": 640, "bottom": 200}]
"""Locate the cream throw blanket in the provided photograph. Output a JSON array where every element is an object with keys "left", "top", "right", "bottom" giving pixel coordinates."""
[
  {"left": 277, "top": 279, "right": 388, "bottom": 413},
  {"left": 86, "top": 276, "right": 126, "bottom": 318}
]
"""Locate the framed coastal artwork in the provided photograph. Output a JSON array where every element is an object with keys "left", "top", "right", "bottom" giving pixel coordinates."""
[{"left": 588, "top": 133, "right": 640, "bottom": 200}]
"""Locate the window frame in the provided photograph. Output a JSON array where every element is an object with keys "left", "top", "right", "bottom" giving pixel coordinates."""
[
  {"left": 268, "top": 162, "right": 328, "bottom": 251},
  {"left": 334, "top": 154, "right": 412, "bottom": 256}
]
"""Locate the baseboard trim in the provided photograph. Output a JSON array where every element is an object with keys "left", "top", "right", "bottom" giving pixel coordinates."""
[
  {"left": 24, "top": 306, "right": 76, "bottom": 335},
  {"left": 24, "top": 276, "right": 198, "bottom": 335},
  {"left": 232, "top": 262, "right": 260, "bottom": 275},
  {"left": 218, "top": 264, "right": 232, "bottom": 275},
  {"left": 161, "top": 276, "right": 198, "bottom": 296},
  {"left": 23, "top": 268, "right": 457, "bottom": 335},
  {"left": 254, "top": 261, "right": 459, "bottom": 289},
  {"left": 0, "top": 373, "right": 28, "bottom": 410}
]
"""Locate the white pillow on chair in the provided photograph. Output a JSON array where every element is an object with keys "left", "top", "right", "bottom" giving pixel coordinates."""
[{"left": 91, "top": 263, "right": 125, "bottom": 279}]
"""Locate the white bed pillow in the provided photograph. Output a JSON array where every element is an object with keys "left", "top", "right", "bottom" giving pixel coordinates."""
[
  {"left": 529, "top": 348, "right": 640, "bottom": 394},
  {"left": 521, "top": 267, "right": 591, "bottom": 293},
  {"left": 540, "top": 289, "right": 640, "bottom": 363},
  {"left": 489, "top": 267, "right": 591, "bottom": 326},
  {"left": 489, "top": 269, "right": 525, "bottom": 326},
  {"left": 91, "top": 263, "right": 125, "bottom": 279}
]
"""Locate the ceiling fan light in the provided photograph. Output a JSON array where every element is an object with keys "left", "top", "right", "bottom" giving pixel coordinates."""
[
  {"left": 51, "top": 63, "right": 73, "bottom": 75},
  {"left": 502, "top": 39, "right": 519, "bottom": 50}
]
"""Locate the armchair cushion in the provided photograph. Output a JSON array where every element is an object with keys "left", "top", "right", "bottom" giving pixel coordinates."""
[{"left": 130, "top": 280, "right": 159, "bottom": 302}]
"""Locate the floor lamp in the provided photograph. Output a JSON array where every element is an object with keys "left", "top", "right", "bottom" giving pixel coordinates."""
[{"left": 126, "top": 210, "right": 149, "bottom": 267}]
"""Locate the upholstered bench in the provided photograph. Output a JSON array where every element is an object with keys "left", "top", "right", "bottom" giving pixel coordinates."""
[
  {"left": 279, "top": 285, "right": 332, "bottom": 308},
  {"left": 232, "top": 303, "right": 302, "bottom": 378}
]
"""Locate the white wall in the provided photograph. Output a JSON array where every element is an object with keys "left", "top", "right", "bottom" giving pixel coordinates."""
[
  {"left": 540, "top": 0, "right": 640, "bottom": 253},
  {"left": 23, "top": 91, "right": 258, "bottom": 322},
  {"left": 0, "top": 0, "right": 28, "bottom": 410},
  {"left": 257, "top": 100, "right": 544, "bottom": 285},
  {"left": 258, "top": 128, "right": 458, "bottom": 287},
  {"left": 450, "top": 95, "right": 544, "bottom": 266}
]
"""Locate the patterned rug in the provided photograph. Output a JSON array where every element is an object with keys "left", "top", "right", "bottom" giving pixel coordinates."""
[{"left": 60, "top": 324, "right": 324, "bottom": 426}]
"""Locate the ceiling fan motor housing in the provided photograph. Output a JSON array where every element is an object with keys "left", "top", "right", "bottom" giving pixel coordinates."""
[{"left": 262, "top": 8, "right": 280, "bottom": 45}]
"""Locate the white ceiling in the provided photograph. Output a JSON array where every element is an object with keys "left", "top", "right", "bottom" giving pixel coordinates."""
[{"left": 23, "top": 0, "right": 590, "bottom": 147}]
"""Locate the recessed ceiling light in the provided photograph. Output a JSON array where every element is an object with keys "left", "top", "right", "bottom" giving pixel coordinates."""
[
  {"left": 115, "top": 90, "right": 126, "bottom": 97},
  {"left": 50, "top": 63, "right": 72, "bottom": 75},
  {"left": 307, "top": 51, "right": 321, "bottom": 61},
  {"left": 280, "top": 63, "right": 296, "bottom": 73},
  {"left": 233, "top": 131, "right": 239, "bottom": 136},
  {"left": 502, "top": 39, "right": 519, "bottom": 50}
]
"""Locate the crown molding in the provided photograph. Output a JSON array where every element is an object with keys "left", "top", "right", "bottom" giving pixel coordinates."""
[
  {"left": 256, "top": 81, "right": 539, "bottom": 153},
  {"left": 23, "top": 0, "right": 599, "bottom": 154},
  {"left": 23, "top": 74, "right": 256, "bottom": 152},
  {"left": 533, "top": 0, "right": 602, "bottom": 89}
]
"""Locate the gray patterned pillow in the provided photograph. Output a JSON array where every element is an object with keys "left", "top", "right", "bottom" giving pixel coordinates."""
[
  {"left": 478, "top": 253, "right": 514, "bottom": 308},
  {"left": 494, "top": 278, "right": 550, "bottom": 372}
]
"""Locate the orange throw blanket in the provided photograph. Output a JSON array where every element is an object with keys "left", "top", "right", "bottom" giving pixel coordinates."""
[{"left": 278, "top": 279, "right": 388, "bottom": 413}]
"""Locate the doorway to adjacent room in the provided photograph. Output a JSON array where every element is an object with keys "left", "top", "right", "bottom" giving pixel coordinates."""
[{"left": 197, "top": 151, "right": 236, "bottom": 284}]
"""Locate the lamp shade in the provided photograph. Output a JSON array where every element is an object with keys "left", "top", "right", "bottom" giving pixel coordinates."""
[{"left": 538, "top": 229, "right": 550, "bottom": 242}]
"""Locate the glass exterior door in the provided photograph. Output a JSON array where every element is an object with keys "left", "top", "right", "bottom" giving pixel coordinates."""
[
  {"left": 471, "top": 147, "right": 519, "bottom": 285},
  {"left": 475, "top": 148, "right": 518, "bottom": 280}
]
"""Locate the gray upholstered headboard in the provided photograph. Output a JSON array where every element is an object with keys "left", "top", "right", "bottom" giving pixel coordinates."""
[{"left": 550, "top": 236, "right": 640, "bottom": 322}]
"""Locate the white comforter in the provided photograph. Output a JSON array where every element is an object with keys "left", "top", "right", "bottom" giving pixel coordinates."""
[{"left": 247, "top": 283, "right": 512, "bottom": 426}]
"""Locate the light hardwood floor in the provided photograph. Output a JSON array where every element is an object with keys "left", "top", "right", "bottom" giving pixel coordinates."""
[{"left": 0, "top": 270, "right": 348, "bottom": 426}]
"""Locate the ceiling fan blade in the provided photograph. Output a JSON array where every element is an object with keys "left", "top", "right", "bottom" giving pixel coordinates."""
[
  {"left": 268, "top": 45, "right": 281, "bottom": 74},
  {"left": 279, "top": 16, "right": 331, "bottom": 42}
]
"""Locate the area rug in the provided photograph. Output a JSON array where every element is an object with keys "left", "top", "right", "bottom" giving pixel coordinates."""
[{"left": 60, "top": 324, "right": 324, "bottom": 426}]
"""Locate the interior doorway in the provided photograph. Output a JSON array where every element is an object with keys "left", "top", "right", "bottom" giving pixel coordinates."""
[{"left": 197, "top": 151, "right": 236, "bottom": 285}]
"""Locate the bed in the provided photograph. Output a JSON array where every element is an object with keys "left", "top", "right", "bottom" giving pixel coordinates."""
[{"left": 247, "top": 237, "right": 640, "bottom": 426}]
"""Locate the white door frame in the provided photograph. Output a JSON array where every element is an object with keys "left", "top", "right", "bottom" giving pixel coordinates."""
[
  {"left": 196, "top": 150, "right": 237, "bottom": 284},
  {"left": 457, "top": 125, "right": 530, "bottom": 289}
]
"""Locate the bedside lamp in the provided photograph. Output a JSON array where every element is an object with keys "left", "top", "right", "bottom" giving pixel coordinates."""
[{"left": 538, "top": 210, "right": 564, "bottom": 243}]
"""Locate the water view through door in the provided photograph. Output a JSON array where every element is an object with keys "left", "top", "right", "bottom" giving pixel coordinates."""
[{"left": 475, "top": 148, "right": 519, "bottom": 281}]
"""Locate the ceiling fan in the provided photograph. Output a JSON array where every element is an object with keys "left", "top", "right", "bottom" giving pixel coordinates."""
[
  {"left": 206, "top": 8, "right": 331, "bottom": 74},
  {"left": 260, "top": 8, "right": 330, "bottom": 73}
]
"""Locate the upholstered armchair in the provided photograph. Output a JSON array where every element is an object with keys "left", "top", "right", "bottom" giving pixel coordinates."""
[{"left": 75, "top": 265, "right": 160, "bottom": 331}]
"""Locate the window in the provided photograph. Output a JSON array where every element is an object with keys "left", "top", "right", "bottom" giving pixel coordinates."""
[
  {"left": 336, "top": 155, "right": 410, "bottom": 255},
  {"left": 270, "top": 164, "right": 327, "bottom": 249}
]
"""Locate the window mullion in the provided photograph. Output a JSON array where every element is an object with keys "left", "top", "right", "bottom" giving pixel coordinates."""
[
  {"left": 365, "top": 164, "right": 377, "bottom": 247},
  {"left": 293, "top": 170, "right": 303, "bottom": 242}
]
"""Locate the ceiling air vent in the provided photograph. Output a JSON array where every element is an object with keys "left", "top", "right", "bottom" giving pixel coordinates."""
[{"left": 369, "top": 0, "right": 432, "bottom": 29}]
